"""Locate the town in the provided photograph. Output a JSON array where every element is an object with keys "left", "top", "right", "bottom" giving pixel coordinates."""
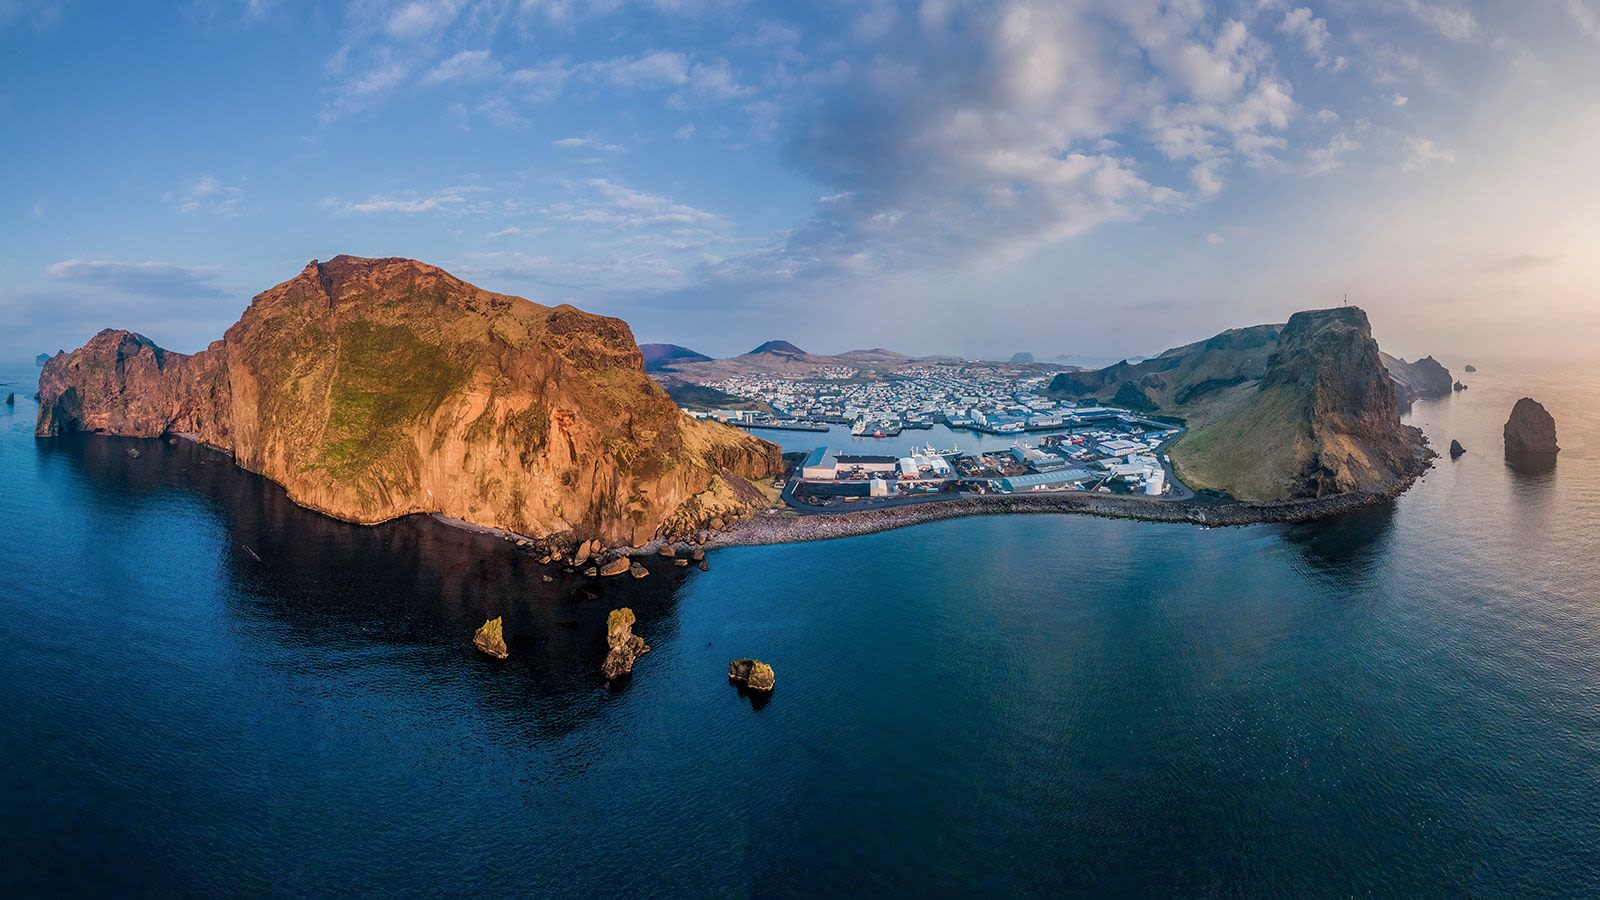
[{"left": 681, "top": 361, "right": 1187, "bottom": 508}]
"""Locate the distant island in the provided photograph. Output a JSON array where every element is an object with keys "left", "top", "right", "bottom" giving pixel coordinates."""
[{"left": 35, "top": 352, "right": 52, "bottom": 366}]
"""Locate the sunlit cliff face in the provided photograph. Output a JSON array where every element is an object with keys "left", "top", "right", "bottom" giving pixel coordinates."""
[{"left": 2, "top": 1, "right": 1599, "bottom": 362}]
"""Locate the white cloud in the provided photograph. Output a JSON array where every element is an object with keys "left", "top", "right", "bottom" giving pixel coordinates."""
[
  {"left": 1401, "top": 136, "right": 1455, "bottom": 171},
  {"left": 165, "top": 175, "right": 244, "bottom": 215},
  {"left": 422, "top": 49, "right": 499, "bottom": 85},
  {"left": 1307, "top": 131, "right": 1359, "bottom": 174},
  {"left": 1566, "top": 0, "right": 1600, "bottom": 40},
  {"left": 544, "top": 178, "right": 723, "bottom": 228},
  {"left": 46, "top": 259, "right": 227, "bottom": 297},
  {"left": 1278, "top": 7, "right": 1346, "bottom": 71},
  {"left": 1402, "top": 0, "right": 1477, "bottom": 41},
  {"left": 1392, "top": 93, "right": 1408, "bottom": 106},
  {"left": 326, "top": 186, "right": 488, "bottom": 215},
  {"left": 553, "top": 135, "right": 624, "bottom": 152},
  {"left": 387, "top": 0, "right": 459, "bottom": 40}
]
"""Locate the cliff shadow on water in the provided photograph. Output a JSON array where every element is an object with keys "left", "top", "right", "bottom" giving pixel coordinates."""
[
  {"left": 31, "top": 431, "right": 694, "bottom": 744},
  {"left": 1278, "top": 499, "right": 1398, "bottom": 589}
]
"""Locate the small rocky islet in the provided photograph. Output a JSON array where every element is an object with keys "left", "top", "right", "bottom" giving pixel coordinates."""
[
  {"left": 1504, "top": 398, "right": 1559, "bottom": 468},
  {"left": 729, "top": 658, "right": 776, "bottom": 694}
]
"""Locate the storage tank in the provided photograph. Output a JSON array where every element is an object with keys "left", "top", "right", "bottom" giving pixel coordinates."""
[{"left": 1144, "top": 469, "right": 1166, "bottom": 496}]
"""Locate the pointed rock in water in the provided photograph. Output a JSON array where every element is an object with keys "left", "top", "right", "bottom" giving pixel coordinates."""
[
  {"left": 601, "top": 607, "right": 649, "bottom": 680},
  {"left": 598, "top": 557, "right": 630, "bottom": 577},
  {"left": 1453, "top": 381, "right": 1467, "bottom": 392},
  {"left": 1504, "top": 397, "right": 1559, "bottom": 466},
  {"left": 729, "top": 658, "right": 776, "bottom": 693},
  {"left": 473, "top": 616, "right": 508, "bottom": 660},
  {"left": 4, "top": 392, "right": 14, "bottom": 405},
  {"left": 1449, "top": 440, "right": 1466, "bottom": 459},
  {"left": 629, "top": 562, "right": 648, "bottom": 579}
]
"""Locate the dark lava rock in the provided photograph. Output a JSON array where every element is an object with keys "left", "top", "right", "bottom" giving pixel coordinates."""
[
  {"left": 1464, "top": 364, "right": 1477, "bottom": 373},
  {"left": 1453, "top": 381, "right": 1467, "bottom": 391},
  {"left": 1449, "top": 439, "right": 1465, "bottom": 458},
  {"left": 1504, "top": 398, "right": 1558, "bottom": 465},
  {"left": 4, "top": 392, "right": 14, "bottom": 405}
]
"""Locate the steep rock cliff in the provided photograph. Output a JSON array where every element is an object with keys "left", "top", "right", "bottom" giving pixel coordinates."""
[
  {"left": 1172, "top": 308, "right": 1430, "bottom": 499},
  {"left": 37, "top": 256, "right": 779, "bottom": 544}
]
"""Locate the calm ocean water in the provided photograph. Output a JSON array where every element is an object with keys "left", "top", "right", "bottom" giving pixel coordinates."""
[{"left": 3, "top": 360, "right": 1599, "bottom": 897}]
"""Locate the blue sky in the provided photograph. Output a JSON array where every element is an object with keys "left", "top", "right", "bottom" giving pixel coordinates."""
[{"left": 4, "top": 0, "right": 1599, "bottom": 363}]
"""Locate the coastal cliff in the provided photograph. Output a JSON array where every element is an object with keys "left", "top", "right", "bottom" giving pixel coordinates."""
[
  {"left": 37, "top": 256, "right": 780, "bottom": 544},
  {"left": 1381, "top": 353, "right": 1453, "bottom": 408},
  {"left": 1051, "top": 307, "right": 1431, "bottom": 501}
]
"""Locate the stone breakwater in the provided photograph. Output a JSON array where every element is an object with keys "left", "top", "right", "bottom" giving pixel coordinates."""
[{"left": 705, "top": 482, "right": 1418, "bottom": 548}]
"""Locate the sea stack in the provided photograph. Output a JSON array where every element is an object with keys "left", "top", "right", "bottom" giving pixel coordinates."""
[
  {"left": 729, "top": 658, "right": 776, "bottom": 694},
  {"left": 1504, "top": 398, "right": 1558, "bottom": 466},
  {"left": 473, "top": 617, "right": 508, "bottom": 659},
  {"left": 601, "top": 608, "right": 649, "bottom": 680},
  {"left": 1449, "top": 440, "right": 1465, "bottom": 458},
  {"left": 4, "top": 392, "right": 14, "bottom": 406}
]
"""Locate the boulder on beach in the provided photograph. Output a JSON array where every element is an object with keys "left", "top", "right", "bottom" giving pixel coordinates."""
[
  {"left": 1449, "top": 439, "right": 1465, "bottom": 458},
  {"left": 473, "top": 617, "right": 508, "bottom": 659},
  {"left": 598, "top": 557, "right": 631, "bottom": 577},
  {"left": 601, "top": 607, "right": 649, "bottom": 680},
  {"left": 1504, "top": 398, "right": 1559, "bottom": 465},
  {"left": 728, "top": 658, "right": 776, "bottom": 693}
]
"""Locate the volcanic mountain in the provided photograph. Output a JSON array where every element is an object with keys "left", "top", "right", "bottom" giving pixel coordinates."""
[
  {"left": 639, "top": 343, "right": 712, "bottom": 371},
  {"left": 37, "top": 256, "right": 780, "bottom": 545},
  {"left": 1051, "top": 308, "right": 1432, "bottom": 501},
  {"left": 744, "top": 340, "right": 807, "bottom": 357}
]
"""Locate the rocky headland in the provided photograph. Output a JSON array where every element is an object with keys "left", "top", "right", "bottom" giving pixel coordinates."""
[
  {"left": 1050, "top": 307, "right": 1433, "bottom": 502},
  {"left": 36, "top": 256, "right": 781, "bottom": 546}
]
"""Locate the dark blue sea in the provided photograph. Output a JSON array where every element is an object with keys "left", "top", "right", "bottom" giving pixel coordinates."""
[{"left": 3, "top": 361, "right": 1599, "bottom": 897}]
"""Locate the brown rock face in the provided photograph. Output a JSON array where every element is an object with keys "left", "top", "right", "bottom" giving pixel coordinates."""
[
  {"left": 728, "top": 658, "right": 775, "bottom": 693},
  {"left": 473, "top": 617, "right": 508, "bottom": 659},
  {"left": 36, "top": 256, "right": 779, "bottom": 544},
  {"left": 601, "top": 607, "right": 649, "bottom": 680},
  {"left": 1504, "top": 398, "right": 1558, "bottom": 462}
]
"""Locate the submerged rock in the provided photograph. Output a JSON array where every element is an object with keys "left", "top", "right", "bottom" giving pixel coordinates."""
[
  {"left": 125, "top": 448, "right": 141, "bottom": 459},
  {"left": 629, "top": 562, "right": 648, "bottom": 579},
  {"left": 1504, "top": 398, "right": 1559, "bottom": 465},
  {"left": 1449, "top": 439, "right": 1466, "bottom": 459},
  {"left": 473, "top": 616, "right": 508, "bottom": 659},
  {"left": 601, "top": 607, "right": 649, "bottom": 680},
  {"left": 728, "top": 658, "right": 776, "bottom": 693},
  {"left": 598, "top": 557, "right": 630, "bottom": 577}
]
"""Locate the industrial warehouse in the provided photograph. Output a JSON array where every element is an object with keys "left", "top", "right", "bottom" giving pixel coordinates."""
[{"left": 786, "top": 412, "right": 1186, "bottom": 509}]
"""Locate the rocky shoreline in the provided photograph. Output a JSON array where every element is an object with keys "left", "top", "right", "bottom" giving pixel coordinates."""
[{"left": 703, "top": 471, "right": 1427, "bottom": 548}]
